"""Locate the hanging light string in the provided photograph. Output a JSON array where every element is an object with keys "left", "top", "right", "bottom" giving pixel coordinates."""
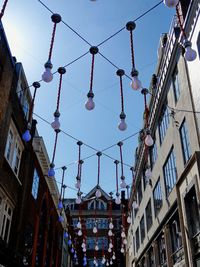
[
  {"left": 115, "top": 161, "right": 119, "bottom": 194},
  {"left": 85, "top": 46, "right": 99, "bottom": 111},
  {"left": 48, "top": 129, "right": 60, "bottom": 177},
  {"left": 117, "top": 141, "right": 127, "bottom": 189},
  {"left": 75, "top": 141, "right": 83, "bottom": 189},
  {"left": 58, "top": 166, "right": 67, "bottom": 210},
  {"left": 42, "top": 13, "right": 61, "bottom": 83},
  {"left": 51, "top": 67, "right": 66, "bottom": 131},
  {"left": 22, "top": 82, "right": 41, "bottom": 142},
  {"left": 95, "top": 152, "right": 102, "bottom": 198},
  {"left": 0, "top": 0, "right": 8, "bottom": 19},
  {"left": 116, "top": 69, "right": 127, "bottom": 131}
]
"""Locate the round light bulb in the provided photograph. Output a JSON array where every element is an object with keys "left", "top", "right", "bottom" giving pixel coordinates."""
[
  {"left": 106, "top": 261, "right": 109, "bottom": 266},
  {"left": 115, "top": 196, "right": 121, "bottom": 205},
  {"left": 58, "top": 215, "right": 64, "bottom": 222},
  {"left": 93, "top": 226, "right": 98, "bottom": 234},
  {"left": 164, "top": 0, "right": 179, "bottom": 8},
  {"left": 48, "top": 167, "right": 55, "bottom": 177},
  {"left": 95, "top": 189, "right": 102, "bottom": 198},
  {"left": 102, "top": 258, "right": 106, "bottom": 264},
  {"left": 76, "top": 197, "right": 82, "bottom": 204},
  {"left": 110, "top": 260, "right": 113, "bottom": 265},
  {"left": 58, "top": 200, "right": 63, "bottom": 210},
  {"left": 75, "top": 180, "right": 81, "bottom": 189},
  {"left": 71, "top": 247, "right": 74, "bottom": 253},
  {"left": 127, "top": 216, "right": 132, "bottom": 224},
  {"left": 78, "top": 229, "right": 82, "bottom": 236},
  {"left": 95, "top": 244, "right": 99, "bottom": 251},
  {"left": 112, "top": 255, "right": 116, "bottom": 260},
  {"left": 121, "top": 231, "right": 125, "bottom": 238},
  {"left": 118, "top": 119, "right": 127, "bottom": 131},
  {"left": 64, "top": 231, "right": 68, "bottom": 238},
  {"left": 121, "top": 247, "right": 125, "bottom": 253},
  {"left": 68, "top": 239, "right": 72, "bottom": 246},
  {"left": 77, "top": 221, "right": 82, "bottom": 229},
  {"left": 108, "top": 247, "right": 112, "bottom": 253},
  {"left": 85, "top": 97, "right": 95, "bottom": 110},
  {"left": 145, "top": 168, "right": 152, "bottom": 179},
  {"left": 131, "top": 76, "right": 142, "bottom": 90},
  {"left": 120, "top": 179, "right": 127, "bottom": 189},
  {"left": 108, "top": 230, "right": 113, "bottom": 236},
  {"left": 109, "top": 242, "right": 113, "bottom": 249},
  {"left": 185, "top": 46, "right": 197, "bottom": 62},
  {"left": 123, "top": 239, "right": 127, "bottom": 245},
  {"left": 145, "top": 134, "right": 154, "bottom": 146},
  {"left": 133, "top": 200, "right": 138, "bottom": 210},
  {"left": 81, "top": 242, "right": 86, "bottom": 248},
  {"left": 42, "top": 67, "right": 53, "bottom": 83},
  {"left": 74, "top": 253, "right": 77, "bottom": 259},
  {"left": 51, "top": 117, "right": 60, "bottom": 130},
  {"left": 22, "top": 129, "right": 31, "bottom": 142},
  {"left": 109, "top": 222, "right": 114, "bottom": 229},
  {"left": 83, "top": 247, "right": 86, "bottom": 252}
]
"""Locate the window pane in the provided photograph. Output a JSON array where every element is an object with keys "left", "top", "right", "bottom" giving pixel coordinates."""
[
  {"left": 179, "top": 120, "right": 191, "bottom": 164},
  {"left": 159, "top": 106, "right": 170, "bottom": 144},
  {"left": 140, "top": 216, "right": 145, "bottom": 243},
  {"left": 172, "top": 66, "right": 180, "bottom": 103},
  {"left": 153, "top": 179, "right": 163, "bottom": 216},
  {"left": 146, "top": 200, "right": 153, "bottom": 231},
  {"left": 31, "top": 169, "right": 40, "bottom": 199}
]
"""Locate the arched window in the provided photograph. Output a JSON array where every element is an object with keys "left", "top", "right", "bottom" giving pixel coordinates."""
[
  {"left": 88, "top": 199, "right": 107, "bottom": 210},
  {"left": 88, "top": 200, "right": 95, "bottom": 210}
]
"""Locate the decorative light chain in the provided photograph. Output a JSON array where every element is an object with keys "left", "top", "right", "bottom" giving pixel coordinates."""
[{"left": 117, "top": 141, "right": 126, "bottom": 189}]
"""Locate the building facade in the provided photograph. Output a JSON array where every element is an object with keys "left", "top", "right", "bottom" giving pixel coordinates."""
[
  {"left": 127, "top": 1, "right": 200, "bottom": 267},
  {"left": 0, "top": 21, "right": 69, "bottom": 267},
  {"left": 64, "top": 186, "right": 128, "bottom": 267}
]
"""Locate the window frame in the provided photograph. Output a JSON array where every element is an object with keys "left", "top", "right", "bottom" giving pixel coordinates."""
[
  {"left": 153, "top": 179, "right": 163, "bottom": 217},
  {"left": 159, "top": 105, "right": 170, "bottom": 144},
  {"left": 145, "top": 200, "right": 153, "bottom": 231},
  {"left": 179, "top": 119, "right": 191, "bottom": 164},
  {"left": 172, "top": 65, "right": 180, "bottom": 103},
  {"left": 140, "top": 215, "right": 145, "bottom": 244}
]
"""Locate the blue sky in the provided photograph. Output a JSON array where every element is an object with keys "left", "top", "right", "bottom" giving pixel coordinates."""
[{"left": 3, "top": 0, "right": 174, "bottom": 198}]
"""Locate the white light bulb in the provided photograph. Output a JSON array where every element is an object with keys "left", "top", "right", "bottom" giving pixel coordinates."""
[
  {"left": 77, "top": 221, "right": 81, "bottom": 229},
  {"left": 75, "top": 180, "right": 81, "bottom": 189},
  {"left": 76, "top": 197, "right": 81, "bottom": 204},
  {"left": 131, "top": 76, "right": 142, "bottom": 90},
  {"left": 164, "top": 0, "right": 179, "bottom": 8},
  {"left": 93, "top": 260, "right": 96, "bottom": 265},
  {"left": 133, "top": 200, "right": 138, "bottom": 210},
  {"left": 109, "top": 243, "right": 113, "bottom": 249},
  {"left": 127, "top": 216, "right": 132, "bottom": 224},
  {"left": 78, "top": 229, "right": 82, "bottom": 236},
  {"left": 51, "top": 117, "right": 60, "bottom": 130},
  {"left": 120, "top": 180, "right": 127, "bottom": 189},
  {"left": 115, "top": 196, "right": 121, "bottom": 205},
  {"left": 145, "top": 134, "right": 154, "bottom": 146},
  {"left": 108, "top": 230, "right": 113, "bottom": 236},
  {"left": 85, "top": 97, "right": 95, "bottom": 110},
  {"left": 145, "top": 168, "right": 152, "bottom": 179},
  {"left": 106, "top": 261, "right": 109, "bottom": 266},
  {"left": 42, "top": 67, "right": 53, "bottom": 83},
  {"left": 185, "top": 46, "right": 197, "bottom": 62},
  {"left": 81, "top": 242, "right": 85, "bottom": 248},
  {"left": 110, "top": 260, "right": 113, "bottom": 265},
  {"left": 112, "top": 254, "right": 116, "bottom": 260},
  {"left": 102, "top": 258, "right": 106, "bottom": 264},
  {"left": 108, "top": 247, "right": 112, "bottom": 253},
  {"left": 95, "top": 244, "right": 99, "bottom": 251},
  {"left": 121, "top": 231, "right": 125, "bottom": 238},
  {"left": 95, "top": 189, "right": 102, "bottom": 198},
  {"left": 123, "top": 239, "right": 127, "bottom": 245},
  {"left": 109, "top": 222, "right": 114, "bottom": 230},
  {"left": 121, "top": 247, "right": 125, "bottom": 253},
  {"left": 118, "top": 119, "right": 127, "bottom": 131},
  {"left": 83, "top": 247, "right": 86, "bottom": 252},
  {"left": 93, "top": 226, "right": 98, "bottom": 234}
]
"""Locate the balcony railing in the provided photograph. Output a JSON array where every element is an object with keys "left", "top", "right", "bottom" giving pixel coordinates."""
[
  {"left": 191, "top": 230, "right": 200, "bottom": 254},
  {"left": 171, "top": 246, "right": 184, "bottom": 264}
]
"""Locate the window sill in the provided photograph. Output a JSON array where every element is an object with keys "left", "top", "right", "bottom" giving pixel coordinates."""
[{"left": 4, "top": 157, "right": 22, "bottom": 186}]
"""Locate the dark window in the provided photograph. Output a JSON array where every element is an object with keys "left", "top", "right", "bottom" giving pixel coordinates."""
[
  {"left": 197, "top": 32, "right": 200, "bottom": 59},
  {"left": 140, "top": 215, "right": 145, "bottom": 243},
  {"left": 159, "top": 105, "right": 170, "bottom": 144},
  {"left": 136, "top": 228, "right": 140, "bottom": 252},
  {"left": 158, "top": 235, "right": 167, "bottom": 265},
  {"left": 137, "top": 180, "right": 143, "bottom": 205},
  {"left": 142, "top": 167, "right": 147, "bottom": 191},
  {"left": 184, "top": 186, "right": 200, "bottom": 237},
  {"left": 148, "top": 247, "right": 155, "bottom": 267},
  {"left": 31, "top": 169, "right": 40, "bottom": 200},
  {"left": 153, "top": 179, "right": 163, "bottom": 216},
  {"left": 172, "top": 66, "right": 180, "bottom": 103},
  {"left": 179, "top": 119, "right": 191, "bottom": 164},
  {"left": 146, "top": 200, "right": 153, "bottom": 231},
  {"left": 150, "top": 141, "right": 157, "bottom": 168},
  {"left": 163, "top": 148, "right": 177, "bottom": 196}
]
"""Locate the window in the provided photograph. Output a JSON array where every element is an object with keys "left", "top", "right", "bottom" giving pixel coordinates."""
[
  {"left": 86, "top": 218, "right": 94, "bottom": 229},
  {"left": 169, "top": 216, "right": 182, "bottom": 264},
  {"left": 153, "top": 179, "right": 163, "bottom": 216},
  {"left": 97, "top": 218, "right": 108, "bottom": 229},
  {"left": 86, "top": 237, "right": 108, "bottom": 250},
  {"left": 136, "top": 228, "right": 140, "bottom": 252},
  {"left": 88, "top": 199, "right": 107, "bottom": 210},
  {"left": 146, "top": 200, "right": 153, "bottom": 231},
  {"left": 4, "top": 120, "right": 24, "bottom": 177},
  {"left": 140, "top": 215, "right": 145, "bottom": 243},
  {"left": 159, "top": 105, "right": 170, "bottom": 144},
  {"left": 184, "top": 186, "right": 200, "bottom": 237},
  {"left": 31, "top": 169, "right": 40, "bottom": 199},
  {"left": 0, "top": 190, "right": 13, "bottom": 243},
  {"left": 16, "top": 81, "right": 30, "bottom": 121},
  {"left": 179, "top": 120, "right": 191, "bottom": 164},
  {"left": 148, "top": 247, "right": 155, "bottom": 267},
  {"left": 150, "top": 141, "right": 157, "bottom": 168},
  {"left": 158, "top": 234, "right": 167, "bottom": 265},
  {"left": 137, "top": 180, "right": 143, "bottom": 205},
  {"left": 163, "top": 148, "right": 177, "bottom": 196},
  {"left": 172, "top": 66, "right": 180, "bottom": 103},
  {"left": 197, "top": 32, "right": 200, "bottom": 59}
]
